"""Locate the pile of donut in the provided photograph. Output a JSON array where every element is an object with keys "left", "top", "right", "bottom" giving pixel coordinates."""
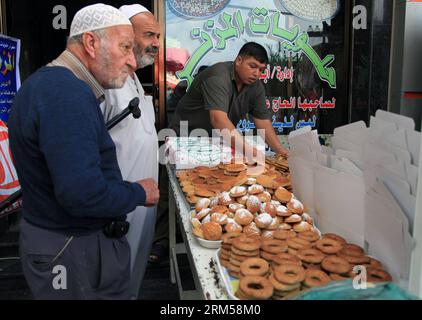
[
  {"left": 191, "top": 180, "right": 313, "bottom": 241},
  {"left": 219, "top": 232, "right": 392, "bottom": 300}
]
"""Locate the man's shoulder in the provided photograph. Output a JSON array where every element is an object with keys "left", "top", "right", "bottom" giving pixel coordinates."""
[
  {"left": 207, "top": 62, "right": 232, "bottom": 75},
  {"left": 26, "top": 66, "right": 87, "bottom": 89},
  {"left": 199, "top": 62, "right": 232, "bottom": 84},
  {"left": 17, "top": 67, "right": 96, "bottom": 114}
]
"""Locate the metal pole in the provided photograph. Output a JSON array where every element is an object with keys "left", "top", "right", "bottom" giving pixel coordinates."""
[{"left": 0, "top": 0, "right": 7, "bottom": 35}]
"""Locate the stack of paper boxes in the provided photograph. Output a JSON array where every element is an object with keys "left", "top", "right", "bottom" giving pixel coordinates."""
[{"left": 288, "top": 110, "right": 421, "bottom": 295}]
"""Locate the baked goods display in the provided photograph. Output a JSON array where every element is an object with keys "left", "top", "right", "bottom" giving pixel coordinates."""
[
  {"left": 191, "top": 188, "right": 314, "bottom": 243},
  {"left": 179, "top": 159, "right": 393, "bottom": 299},
  {"left": 187, "top": 161, "right": 300, "bottom": 247},
  {"left": 177, "top": 160, "right": 291, "bottom": 205},
  {"left": 217, "top": 232, "right": 392, "bottom": 300}
]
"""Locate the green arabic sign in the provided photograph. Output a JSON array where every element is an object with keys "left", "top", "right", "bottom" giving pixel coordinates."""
[{"left": 177, "top": 7, "right": 336, "bottom": 89}]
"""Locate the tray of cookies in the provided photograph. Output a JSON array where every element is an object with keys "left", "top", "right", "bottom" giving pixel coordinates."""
[
  {"left": 178, "top": 160, "right": 291, "bottom": 207},
  {"left": 215, "top": 230, "right": 393, "bottom": 300}
]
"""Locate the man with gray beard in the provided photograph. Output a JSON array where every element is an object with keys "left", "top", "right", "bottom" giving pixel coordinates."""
[
  {"left": 102, "top": 4, "right": 161, "bottom": 299},
  {"left": 8, "top": 4, "right": 159, "bottom": 299}
]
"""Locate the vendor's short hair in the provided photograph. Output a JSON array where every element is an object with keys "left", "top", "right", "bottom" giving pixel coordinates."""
[{"left": 238, "top": 42, "right": 268, "bottom": 64}]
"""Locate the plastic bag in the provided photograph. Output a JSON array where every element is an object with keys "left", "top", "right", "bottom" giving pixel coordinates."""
[{"left": 294, "top": 280, "right": 418, "bottom": 300}]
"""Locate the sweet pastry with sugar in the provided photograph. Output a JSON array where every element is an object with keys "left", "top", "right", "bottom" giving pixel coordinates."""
[
  {"left": 285, "top": 214, "right": 302, "bottom": 224},
  {"left": 229, "top": 203, "right": 245, "bottom": 213},
  {"left": 246, "top": 195, "right": 261, "bottom": 214},
  {"left": 237, "top": 195, "right": 250, "bottom": 205},
  {"left": 202, "top": 221, "right": 223, "bottom": 241},
  {"left": 218, "top": 192, "right": 234, "bottom": 206},
  {"left": 260, "top": 203, "right": 277, "bottom": 217},
  {"left": 274, "top": 187, "right": 292, "bottom": 204},
  {"left": 254, "top": 213, "right": 273, "bottom": 229},
  {"left": 245, "top": 178, "right": 257, "bottom": 186},
  {"left": 192, "top": 226, "right": 204, "bottom": 239},
  {"left": 191, "top": 218, "right": 202, "bottom": 229},
  {"left": 195, "top": 198, "right": 211, "bottom": 212},
  {"left": 302, "top": 213, "right": 314, "bottom": 226},
  {"left": 243, "top": 222, "right": 262, "bottom": 237},
  {"left": 257, "top": 191, "right": 272, "bottom": 203},
  {"left": 230, "top": 186, "right": 247, "bottom": 198},
  {"left": 293, "top": 221, "right": 312, "bottom": 233},
  {"left": 234, "top": 209, "right": 254, "bottom": 226},
  {"left": 225, "top": 219, "right": 243, "bottom": 233},
  {"left": 248, "top": 184, "right": 265, "bottom": 195},
  {"left": 211, "top": 212, "right": 228, "bottom": 225},
  {"left": 196, "top": 208, "right": 211, "bottom": 221},
  {"left": 266, "top": 218, "right": 280, "bottom": 230},
  {"left": 278, "top": 223, "right": 293, "bottom": 231},
  {"left": 287, "top": 198, "right": 304, "bottom": 214},
  {"left": 209, "top": 197, "right": 219, "bottom": 208}
]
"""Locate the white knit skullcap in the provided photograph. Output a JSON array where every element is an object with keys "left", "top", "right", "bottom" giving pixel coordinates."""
[
  {"left": 70, "top": 3, "right": 132, "bottom": 38},
  {"left": 119, "top": 4, "right": 151, "bottom": 19}
]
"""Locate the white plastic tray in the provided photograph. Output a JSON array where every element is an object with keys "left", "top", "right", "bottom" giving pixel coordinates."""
[{"left": 214, "top": 249, "right": 239, "bottom": 300}]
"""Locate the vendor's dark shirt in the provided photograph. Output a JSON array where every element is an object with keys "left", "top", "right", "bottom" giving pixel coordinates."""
[
  {"left": 8, "top": 66, "right": 146, "bottom": 233},
  {"left": 171, "top": 62, "right": 270, "bottom": 135}
]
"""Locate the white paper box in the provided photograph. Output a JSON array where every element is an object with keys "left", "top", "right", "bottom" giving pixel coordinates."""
[
  {"left": 288, "top": 125, "right": 311, "bottom": 139},
  {"left": 405, "top": 163, "right": 419, "bottom": 195},
  {"left": 332, "top": 135, "right": 363, "bottom": 155},
  {"left": 336, "top": 149, "right": 365, "bottom": 170},
  {"left": 288, "top": 129, "right": 321, "bottom": 154},
  {"left": 376, "top": 109, "right": 415, "bottom": 131},
  {"left": 365, "top": 182, "right": 414, "bottom": 285},
  {"left": 288, "top": 156, "right": 318, "bottom": 215},
  {"left": 331, "top": 156, "right": 363, "bottom": 177},
  {"left": 314, "top": 166, "right": 366, "bottom": 247},
  {"left": 406, "top": 130, "right": 421, "bottom": 165},
  {"left": 333, "top": 121, "right": 367, "bottom": 136}
]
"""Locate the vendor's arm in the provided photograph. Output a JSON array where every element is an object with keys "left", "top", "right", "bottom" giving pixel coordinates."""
[
  {"left": 202, "top": 77, "right": 256, "bottom": 158},
  {"left": 249, "top": 82, "right": 289, "bottom": 157},
  {"left": 253, "top": 117, "right": 289, "bottom": 157}
]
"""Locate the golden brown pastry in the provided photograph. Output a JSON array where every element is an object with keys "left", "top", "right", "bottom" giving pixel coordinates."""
[
  {"left": 274, "top": 187, "right": 292, "bottom": 204},
  {"left": 202, "top": 221, "right": 223, "bottom": 241},
  {"left": 246, "top": 195, "right": 261, "bottom": 214}
]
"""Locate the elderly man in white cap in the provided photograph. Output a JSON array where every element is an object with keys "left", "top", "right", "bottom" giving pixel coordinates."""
[
  {"left": 8, "top": 4, "right": 159, "bottom": 300},
  {"left": 101, "top": 4, "right": 160, "bottom": 299}
]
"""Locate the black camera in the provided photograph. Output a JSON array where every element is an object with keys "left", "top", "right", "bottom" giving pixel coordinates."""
[{"left": 103, "top": 220, "right": 130, "bottom": 239}]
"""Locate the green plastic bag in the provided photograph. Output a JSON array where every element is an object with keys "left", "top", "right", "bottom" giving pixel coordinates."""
[{"left": 294, "top": 280, "right": 419, "bottom": 300}]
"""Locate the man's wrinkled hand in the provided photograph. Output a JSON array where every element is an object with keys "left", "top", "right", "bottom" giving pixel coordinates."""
[{"left": 138, "top": 178, "right": 159, "bottom": 207}]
